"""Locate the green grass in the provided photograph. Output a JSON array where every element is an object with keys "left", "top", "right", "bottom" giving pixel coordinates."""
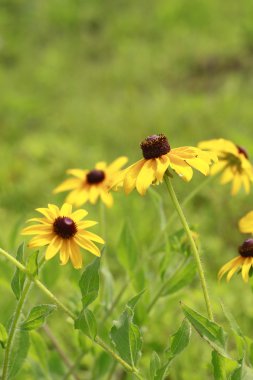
[{"left": 1, "top": 1, "right": 253, "bottom": 379}]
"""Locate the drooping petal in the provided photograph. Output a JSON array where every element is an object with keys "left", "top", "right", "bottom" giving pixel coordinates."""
[
  {"left": 218, "top": 256, "right": 242, "bottom": 280},
  {"left": 100, "top": 190, "right": 113, "bottom": 207},
  {"left": 241, "top": 257, "right": 252, "bottom": 282},
  {"left": 59, "top": 240, "right": 70, "bottom": 265},
  {"left": 123, "top": 159, "right": 145, "bottom": 194},
  {"left": 45, "top": 236, "right": 62, "bottom": 260},
  {"left": 136, "top": 159, "right": 156, "bottom": 195},
  {"left": 69, "top": 241, "right": 83, "bottom": 269},
  {"left": 155, "top": 155, "right": 170, "bottom": 182},
  {"left": 169, "top": 154, "right": 193, "bottom": 181}
]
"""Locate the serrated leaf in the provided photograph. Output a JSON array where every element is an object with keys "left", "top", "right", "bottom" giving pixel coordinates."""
[
  {"left": 212, "top": 351, "right": 227, "bottom": 380},
  {"left": 168, "top": 319, "right": 191, "bottom": 357},
  {"left": 127, "top": 290, "right": 145, "bottom": 311},
  {"left": 79, "top": 258, "right": 100, "bottom": 308},
  {"left": 26, "top": 251, "right": 39, "bottom": 276},
  {"left": 0, "top": 323, "right": 8, "bottom": 349},
  {"left": 75, "top": 308, "right": 97, "bottom": 340},
  {"left": 8, "top": 330, "right": 30, "bottom": 379},
  {"left": 182, "top": 303, "right": 229, "bottom": 358},
  {"left": 110, "top": 307, "right": 142, "bottom": 367},
  {"left": 117, "top": 222, "right": 138, "bottom": 273},
  {"left": 231, "top": 358, "right": 253, "bottom": 380},
  {"left": 21, "top": 304, "right": 56, "bottom": 331},
  {"left": 161, "top": 259, "right": 196, "bottom": 297},
  {"left": 150, "top": 351, "right": 161, "bottom": 379},
  {"left": 11, "top": 243, "right": 26, "bottom": 300}
]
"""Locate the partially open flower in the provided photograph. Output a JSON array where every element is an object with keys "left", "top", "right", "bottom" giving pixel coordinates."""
[
  {"left": 22, "top": 203, "right": 104, "bottom": 269},
  {"left": 198, "top": 138, "right": 253, "bottom": 195},
  {"left": 54, "top": 157, "right": 128, "bottom": 207},
  {"left": 113, "top": 134, "right": 217, "bottom": 195},
  {"left": 218, "top": 239, "right": 253, "bottom": 282}
]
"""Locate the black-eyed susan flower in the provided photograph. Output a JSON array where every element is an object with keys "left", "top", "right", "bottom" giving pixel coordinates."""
[
  {"left": 239, "top": 211, "right": 253, "bottom": 234},
  {"left": 113, "top": 134, "right": 217, "bottom": 195},
  {"left": 198, "top": 138, "right": 253, "bottom": 195},
  {"left": 22, "top": 203, "right": 104, "bottom": 269},
  {"left": 218, "top": 239, "right": 253, "bottom": 282},
  {"left": 53, "top": 157, "right": 128, "bottom": 207}
]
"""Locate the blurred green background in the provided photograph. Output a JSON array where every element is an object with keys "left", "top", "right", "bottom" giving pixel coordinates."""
[{"left": 1, "top": 1, "right": 253, "bottom": 379}]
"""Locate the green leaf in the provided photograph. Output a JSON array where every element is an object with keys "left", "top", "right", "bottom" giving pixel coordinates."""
[
  {"left": 212, "top": 351, "right": 227, "bottom": 380},
  {"left": 168, "top": 319, "right": 191, "bottom": 357},
  {"left": 161, "top": 259, "right": 196, "bottom": 297},
  {"left": 11, "top": 243, "right": 26, "bottom": 300},
  {"left": 231, "top": 358, "right": 253, "bottom": 380},
  {"left": 110, "top": 306, "right": 142, "bottom": 367},
  {"left": 127, "top": 290, "right": 145, "bottom": 311},
  {"left": 79, "top": 258, "right": 100, "bottom": 308},
  {"left": 75, "top": 308, "right": 97, "bottom": 340},
  {"left": 30, "top": 331, "right": 49, "bottom": 372},
  {"left": 8, "top": 330, "right": 30, "bottom": 379},
  {"left": 182, "top": 303, "right": 229, "bottom": 358},
  {"left": 21, "top": 304, "right": 56, "bottom": 331},
  {"left": 0, "top": 323, "right": 8, "bottom": 349},
  {"left": 150, "top": 351, "right": 161, "bottom": 379},
  {"left": 117, "top": 222, "right": 138, "bottom": 272},
  {"left": 26, "top": 251, "right": 39, "bottom": 276},
  {"left": 221, "top": 303, "right": 244, "bottom": 339}
]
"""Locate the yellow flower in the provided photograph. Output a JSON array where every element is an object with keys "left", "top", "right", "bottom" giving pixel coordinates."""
[
  {"left": 22, "top": 203, "right": 104, "bottom": 269},
  {"left": 239, "top": 211, "right": 253, "bottom": 234},
  {"left": 54, "top": 157, "right": 128, "bottom": 207},
  {"left": 113, "top": 134, "right": 217, "bottom": 195},
  {"left": 198, "top": 138, "right": 253, "bottom": 195},
  {"left": 218, "top": 239, "right": 253, "bottom": 283}
]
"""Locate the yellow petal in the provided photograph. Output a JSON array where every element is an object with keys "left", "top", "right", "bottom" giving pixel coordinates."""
[
  {"left": 100, "top": 190, "right": 114, "bottom": 207},
  {"left": 241, "top": 257, "right": 252, "bottom": 282},
  {"left": 53, "top": 178, "right": 81, "bottom": 193},
  {"left": 28, "top": 234, "right": 55, "bottom": 247},
  {"left": 89, "top": 186, "right": 100, "bottom": 204},
  {"left": 67, "top": 169, "right": 86, "bottom": 179},
  {"left": 69, "top": 241, "right": 83, "bottom": 269},
  {"left": 74, "top": 236, "right": 101, "bottom": 257},
  {"left": 155, "top": 156, "right": 170, "bottom": 182},
  {"left": 59, "top": 241, "right": 70, "bottom": 265},
  {"left": 220, "top": 168, "right": 234, "bottom": 184},
  {"left": 239, "top": 211, "right": 253, "bottom": 234},
  {"left": 231, "top": 174, "right": 242, "bottom": 195},
  {"left": 95, "top": 161, "right": 107, "bottom": 170},
  {"left": 198, "top": 139, "right": 238, "bottom": 155},
  {"left": 107, "top": 156, "right": 128, "bottom": 172},
  {"left": 45, "top": 236, "right": 62, "bottom": 260},
  {"left": 218, "top": 256, "right": 242, "bottom": 280},
  {"left": 60, "top": 203, "right": 72, "bottom": 216},
  {"left": 123, "top": 159, "right": 145, "bottom": 194},
  {"left": 169, "top": 154, "right": 193, "bottom": 181},
  {"left": 78, "top": 220, "right": 98, "bottom": 229},
  {"left": 36, "top": 207, "right": 55, "bottom": 221},
  {"left": 185, "top": 157, "right": 210, "bottom": 176},
  {"left": 136, "top": 159, "right": 156, "bottom": 195},
  {"left": 71, "top": 209, "right": 88, "bottom": 222},
  {"left": 79, "top": 230, "right": 105, "bottom": 244},
  {"left": 22, "top": 225, "right": 52, "bottom": 235}
]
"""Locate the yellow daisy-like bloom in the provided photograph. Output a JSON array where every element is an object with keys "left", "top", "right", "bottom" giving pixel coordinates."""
[
  {"left": 198, "top": 138, "right": 253, "bottom": 195},
  {"left": 113, "top": 134, "right": 217, "bottom": 195},
  {"left": 21, "top": 203, "right": 104, "bottom": 269},
  {"left": 53, "top": 157, "right": 128, "bottom": 208},
  {"left": 218, "top": 239, "right": 253, "bottom": 283},
  {"left": 239, "top": 210, "right": 253, "bottom": 234}
]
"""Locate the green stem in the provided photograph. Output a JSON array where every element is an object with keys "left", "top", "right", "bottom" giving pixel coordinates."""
[
  {"left": 2, "top": 280, "right": 32, "bottom": 380},
  {"left": 0, "top": 248, "right": 143, "bottom": 379},
  {"left": 164, "top": 177, "right": 214, "bottom": 321},
  {"left": 149, "top": 175, "right": 214, "bottom": 254}
]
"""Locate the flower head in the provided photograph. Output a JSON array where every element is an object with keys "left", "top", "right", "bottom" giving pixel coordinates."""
[
  {"left": 113, "top": 134, "right": 217, "bottom": 195},
  {"left": 218, "top": 239, "right": 253, "bottom": 282},
  {"left": 198, "top": 138, "right": 253, "bottom": 195},
  {"left": 54, "top": 157, "right": 128, "bottom": 207},
  {"left": 22, "top": 203, "right": 104, "bottom": 269}
]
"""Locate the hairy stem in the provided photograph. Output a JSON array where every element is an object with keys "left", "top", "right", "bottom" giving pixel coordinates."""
[{"left": 164, "top": 176, "right": 214, "bottom": 321}]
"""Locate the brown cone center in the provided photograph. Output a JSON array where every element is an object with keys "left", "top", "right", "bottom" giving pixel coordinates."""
[
  {"left": 87, "top": 169, "right": 105, "bottom": 184},
  {"left": 140, "top": 134, "right": 171, "bottom": 159},
  {"left": 238, "top": 238, "right": 253, "bottom": 257},
  {"left": 53, "top": 217, "right": 77, "bottom": 239}
]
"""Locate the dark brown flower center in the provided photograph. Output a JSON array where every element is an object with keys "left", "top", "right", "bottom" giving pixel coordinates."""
[
  {"left": 140, "top": 134, "right": 171, "bottom": 159},
  {"left": 53, "top": 217, "right": 77, "bottom": 239},
  {"left": 237, "top": 145, "right": 249, "bottom": 159},
  {"left": 87, "top": 169, "right": 105, "bottom": 184},
  {"left": 238, "top": 238, "right": 253, "bottom": 257}
]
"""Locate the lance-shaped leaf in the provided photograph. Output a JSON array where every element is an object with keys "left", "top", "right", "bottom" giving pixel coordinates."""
[
  {"left": 26, "top": 251, "right": 39, "bottom": 276},
  {"left": 8, "top": 330, "right": 30, "bottom": 379},
  {"left": 150, "top": 352, "right": 161, "bottom": 380},
  {"left": 79, "top": 258, "right": 100, "bottom": 308},
  {"left": 212, "top": 351, "right": 227, "bottom": 380},
  {"left": 161, "top": 259, "right": 196, "bottom": 297},
  {"left": 117, "top": 222, "right": 138, "bottom": 273},
  {"left": 110, "top": 306, "right": 142, "bottom": 367},
  {"left": 21, "top": 304, "right": 56, "bottom": 331},
  {"left": 75, "top": 308, "right": 97, "bottom": 340},
  {"left": 182, "top": 303, "right": 230, "bottom": 358},
  {"left": 11, "top": 243, "right": 26, "bottom": 300},
  {"left": 0, "top": 323, "right": 8, "bottom": 349},
  {"left": 231, "top": 358, "right": 253, "bottom": 380}
]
